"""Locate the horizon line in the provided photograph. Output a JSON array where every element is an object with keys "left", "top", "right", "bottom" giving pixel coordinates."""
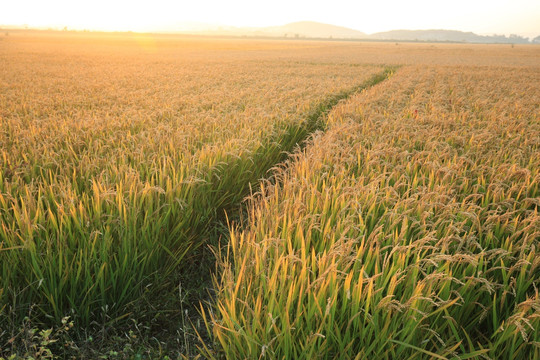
[{"left": 0, "top": 21, "right": 538, "bottom": 39}]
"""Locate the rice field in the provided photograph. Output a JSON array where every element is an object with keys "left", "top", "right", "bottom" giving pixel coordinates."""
[
  {"left": 0, "top": 31, "right": 386, "bottom": 326},
  {"left": 1, "top": 31, "right": 539, "bottom": 358},
  {"left": 208, "top": 64, "right": 540, "bottom": 359}
]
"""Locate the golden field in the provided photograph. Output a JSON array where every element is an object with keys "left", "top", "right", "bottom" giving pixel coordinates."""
[
  {"left": 0, "top": 31, "right": 539, "bottom": 358},
  {"left": 211, "top": 65, "right": 539, "bottom": 359}
]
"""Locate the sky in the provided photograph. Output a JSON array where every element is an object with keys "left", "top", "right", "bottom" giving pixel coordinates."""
[{"left": 1, "top": 0, "right": 539, "bottom": 37}]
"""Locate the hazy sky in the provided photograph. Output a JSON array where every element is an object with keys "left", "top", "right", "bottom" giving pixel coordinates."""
[{"left": 1, "top": 0, "right": 539, "bottom": 37}]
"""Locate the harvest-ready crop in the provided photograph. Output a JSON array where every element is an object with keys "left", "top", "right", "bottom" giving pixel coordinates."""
[
  {"left": 208, "top": 65, "right": 540, "bottom": 359},
  {"left": 1, "top": 32, "right": 539, "bottom": 358},
  {"left": 0, "top": 32, "right": 384, "bottom": 328}
]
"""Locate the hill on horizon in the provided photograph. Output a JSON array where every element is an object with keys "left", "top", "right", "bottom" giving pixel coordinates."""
[
  {"left": 2, "top": 21, "right": 536, "bottom": 43},
  {"left": 181, "top": 21, "right": 534, "bottom": 43}
]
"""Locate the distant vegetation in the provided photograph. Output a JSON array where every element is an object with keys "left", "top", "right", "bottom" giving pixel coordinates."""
[
  {"left": 2, "top": 23, "right": 538, "bottom": 44},
  {"left": 368, "top": 29, "right": 532, "bottom": 44},
  {"left": 165, "top": 21, "right": 537, "bottom": 44}
]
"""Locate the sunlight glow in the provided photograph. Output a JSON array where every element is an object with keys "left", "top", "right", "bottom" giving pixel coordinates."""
[{"left": 1, "top": 0, "right": 539, "bottom": 36}]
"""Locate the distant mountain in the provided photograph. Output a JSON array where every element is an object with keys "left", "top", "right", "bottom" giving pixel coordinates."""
[
  {"left": 181, "top": 22, "right": 532, "bottom": 43},
  {"left": 5, "top": 21, "right": 532, "bottom": 44},
  {"left": 259, "top": 21, "right": 366, "bottom": 39},
  {"left": 369, "top": 29, "right": 531, "bottom": 43}
]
